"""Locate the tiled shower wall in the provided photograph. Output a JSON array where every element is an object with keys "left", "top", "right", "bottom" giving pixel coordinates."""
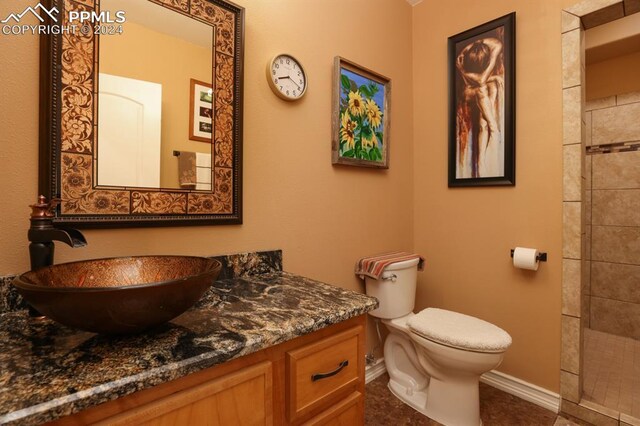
[
  {"left": 560, "top": 2, "right": 640, "bottom": 423},
  {"left": 586, "top": 90, "right": 640, "bottom": 339}
]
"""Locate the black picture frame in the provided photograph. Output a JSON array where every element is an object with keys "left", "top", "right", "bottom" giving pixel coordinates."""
[{"left": 448, "top": 12, "right": 516, "bottom": 187}]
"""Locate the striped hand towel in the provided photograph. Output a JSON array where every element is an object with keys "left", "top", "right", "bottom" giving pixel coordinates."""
[{"left": 355, "top": 251, "right": 425, "bottom": 280}]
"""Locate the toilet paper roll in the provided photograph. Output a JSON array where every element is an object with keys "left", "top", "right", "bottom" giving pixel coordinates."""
[{"left": 513, "top": 247, "right": 539, "bottom": 271}]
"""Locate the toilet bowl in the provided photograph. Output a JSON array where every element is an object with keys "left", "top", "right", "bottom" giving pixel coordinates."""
[{"left": 364, "top": 258, "right": 512, "bottom": 426}]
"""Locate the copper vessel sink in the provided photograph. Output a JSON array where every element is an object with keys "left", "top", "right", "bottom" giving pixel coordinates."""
[{"left": 13, "top": 256, "right": 222, "bottom": 334}]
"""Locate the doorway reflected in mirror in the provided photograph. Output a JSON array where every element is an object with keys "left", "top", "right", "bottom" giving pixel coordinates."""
[{"left": 98, "top": 0, "right": 213, "bottom": 190}]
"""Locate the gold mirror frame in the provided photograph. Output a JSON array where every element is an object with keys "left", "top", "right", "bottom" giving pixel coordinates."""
[{"left": 40, "top": 0, "right": 244, "bottom": 228}]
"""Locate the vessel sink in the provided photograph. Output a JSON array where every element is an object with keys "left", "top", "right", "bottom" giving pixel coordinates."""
[{"left": 13, "top": 256, "right": 222, "bottom": 334}]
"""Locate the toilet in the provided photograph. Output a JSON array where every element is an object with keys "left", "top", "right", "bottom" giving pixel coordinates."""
[{"left": 365, "top": 258, "right": 512, "bottom": 426}]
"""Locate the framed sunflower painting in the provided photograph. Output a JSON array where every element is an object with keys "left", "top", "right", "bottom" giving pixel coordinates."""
[{"left": 332, "top": 57, "right": 390, "bottom": 168}]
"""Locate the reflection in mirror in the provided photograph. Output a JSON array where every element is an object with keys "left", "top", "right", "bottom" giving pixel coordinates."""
[{"left": 98, "top": 0, "right": 214, "bottom": 190}]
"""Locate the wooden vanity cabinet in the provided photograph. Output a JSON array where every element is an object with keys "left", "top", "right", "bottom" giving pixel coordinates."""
[{"left": 49, "top": 315, "right": 366, "bottom": 426}]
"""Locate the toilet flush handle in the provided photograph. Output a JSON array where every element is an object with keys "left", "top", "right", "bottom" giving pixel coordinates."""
[{"left": 382, "top": 273, "right": 397, "bottom": 282}]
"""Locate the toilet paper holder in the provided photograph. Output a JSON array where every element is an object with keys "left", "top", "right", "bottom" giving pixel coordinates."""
[{"left": 510, "top": 249, "right": 547, "bottom": 262}]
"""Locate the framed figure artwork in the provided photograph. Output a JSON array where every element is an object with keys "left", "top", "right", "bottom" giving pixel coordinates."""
[{"left": 448, "top": 13, "right": 515, "bottom": 187}]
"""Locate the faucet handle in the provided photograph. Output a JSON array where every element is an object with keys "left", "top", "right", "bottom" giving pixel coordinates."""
[{"left": 30, "top": 195, "right": 61, "bottom": 218}]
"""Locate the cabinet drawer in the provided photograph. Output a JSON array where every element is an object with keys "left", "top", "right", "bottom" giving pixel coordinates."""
[{"left": 286, "top": 326, "right": 362, "bottom": 422}]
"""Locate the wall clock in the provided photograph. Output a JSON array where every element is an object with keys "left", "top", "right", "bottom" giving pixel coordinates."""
[{"left": 266, "top": 54, "right": 307, "bottom": 101}]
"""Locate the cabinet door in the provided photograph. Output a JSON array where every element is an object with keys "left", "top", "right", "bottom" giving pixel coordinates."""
[{"left": 95, "top": 361, "right": 273, "bottom": 426}]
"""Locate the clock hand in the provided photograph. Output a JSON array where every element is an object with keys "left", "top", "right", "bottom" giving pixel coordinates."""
[{"left": 275, "top": 75, "right": 301, "bottom": 91}]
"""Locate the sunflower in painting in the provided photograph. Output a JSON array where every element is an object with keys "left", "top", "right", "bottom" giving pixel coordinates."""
[
  {"left": 365, "top": 99, "right": 382, "bottom": 129},
  {"left": 362, "top": 133, "right": 378, "bottom": 149},
  {"left": 340, "top": 112, "right": 358, "bottom": 150},
  {"left": 348, "top": 91, "right": 366, "bottom": 117},
  {"left": 338, "top": 70, "right": 384, "bottom": 162}
]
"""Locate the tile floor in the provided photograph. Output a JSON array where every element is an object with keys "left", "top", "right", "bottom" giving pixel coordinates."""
[
  {"left": 365, "top": 373, "right": 580, "bottom": 425},
  {"left": 583, "top": 328, "right": 640, "bottom": 418},
  {"left": 364, "top": 374, "right": 586, "bottom": 426}
]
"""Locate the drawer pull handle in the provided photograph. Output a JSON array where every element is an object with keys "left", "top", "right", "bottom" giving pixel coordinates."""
[{"left": 311, "top": 360, "right": 349, "bottom": 382}]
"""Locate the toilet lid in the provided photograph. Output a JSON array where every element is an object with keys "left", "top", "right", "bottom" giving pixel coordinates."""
[{"left": 407, "top": 308, "right": 512, "bottom": 353}]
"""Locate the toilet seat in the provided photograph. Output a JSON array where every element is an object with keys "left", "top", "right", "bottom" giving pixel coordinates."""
[{"left": 407, "top": 308, "right": 512, "bottom": 353}]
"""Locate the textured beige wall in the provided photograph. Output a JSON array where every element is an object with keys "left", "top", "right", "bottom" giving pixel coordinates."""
[
  {"left": 586, "top": 51, "right": 640, "bottom": 100},
  {"left": 3, "top": 0, "right": 616, "bottom": 393},
  {"left": 100, "top": 20, "right": 212, "bottom": 188},
  {"left": 412, "top": 0, "right": 576, "bottom": 392},
  {"left": 0, "top": 0, "right": 415, "bottom": 308}
]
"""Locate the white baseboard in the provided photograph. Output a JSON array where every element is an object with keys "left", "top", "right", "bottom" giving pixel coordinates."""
[
  {"left": 365, "top": 359, "right": 560, "bottom": 413},
  {"left": 480, "top": 370, "right": 560, "bottom": 414},
  {"left": 365, "top": 358, "right": 387, "bottom": 384}
]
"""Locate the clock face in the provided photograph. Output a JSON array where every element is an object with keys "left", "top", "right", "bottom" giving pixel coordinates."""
[{"left": 268, "top": 54, "right": 307, "bottom": 101}]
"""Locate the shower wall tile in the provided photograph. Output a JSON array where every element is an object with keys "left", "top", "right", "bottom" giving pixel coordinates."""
[
  {"left": 585, "top": 191, "right": 592, "bottom": 227},
  {"left": 586, "top": 111, "right": 592, "bottom": 146},
  {"left": 559, "top": 19, "right": 587, "bottom": 425},
  {"left": 582, "top": 291, "right": 591, "bottom": 328},
  {"left": 617, "top": 90, "right": 640, "bottom": 106},
  {"left": 564, "top": 202, "right": 583, "bottom": 259},
  {"left": 588, "top": 94, "right": 640, "bottom": 343},
  {"left": 562, "top": 314, "right": 581, "bottom": 374},
  {"left": 563, "top": 259, "right": 581, "bottom": 316},
  {"left": 592, "top": 189, "right": 640, "bottom": 226},
  {"left": 562, "top": 29, "right": 582, "bottom": 88},
  {"left": 564, "top": 144, "right": 583, "bottom": 201},
  {"left": 592, "top": 151, "right": 640, "bottom": 189},
  {"left": 592, "top": 262, "right": 640, "bottom": 304},
  {"left": 592, "top": 102, "right": 640, "bottom": 146},
  {"left": 561, "top": 370, "right": 581, "bottom": 403},
  {"left": 563, "top": 86, "right": 583, "bottom": 145},
  {"left": 582, "top": 259, "right": 591, "bottom": 295},
  {"left": 591, "top": 296, "right": 640, "bottom": 340},
  {"left": 562, "top": 11, "right": 581, "bottom": 33},
  {"left": 592, "top": 226, "right": 640, "bottom": 264},
  {"left": 565, "top": 0, "right": 621, "bottom": 18},
  {"left": 585, "top": 95, "right": 616, "bottom": 111}
]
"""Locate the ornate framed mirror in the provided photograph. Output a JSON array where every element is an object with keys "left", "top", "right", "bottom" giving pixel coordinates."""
[{"left": 39, "top": 0, "right": 244, "bottom": 228}]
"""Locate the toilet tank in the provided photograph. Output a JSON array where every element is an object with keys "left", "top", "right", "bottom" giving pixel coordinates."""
[{"left": 365, "top": 258, "right": 419, "bottom": 319}]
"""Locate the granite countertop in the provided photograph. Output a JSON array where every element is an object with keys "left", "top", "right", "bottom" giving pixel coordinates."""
[{"left": 0, "top": 270, "right": 378, "bottom": 425}]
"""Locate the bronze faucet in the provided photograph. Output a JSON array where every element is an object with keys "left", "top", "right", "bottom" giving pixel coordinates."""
[{"left": 27, "top": 195, "right": 87, "bottom": 315}]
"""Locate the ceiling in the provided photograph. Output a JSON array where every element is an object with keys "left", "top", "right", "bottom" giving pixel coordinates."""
[{"left": 102, "top": 0, "right": 213, "bottom": 49}]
